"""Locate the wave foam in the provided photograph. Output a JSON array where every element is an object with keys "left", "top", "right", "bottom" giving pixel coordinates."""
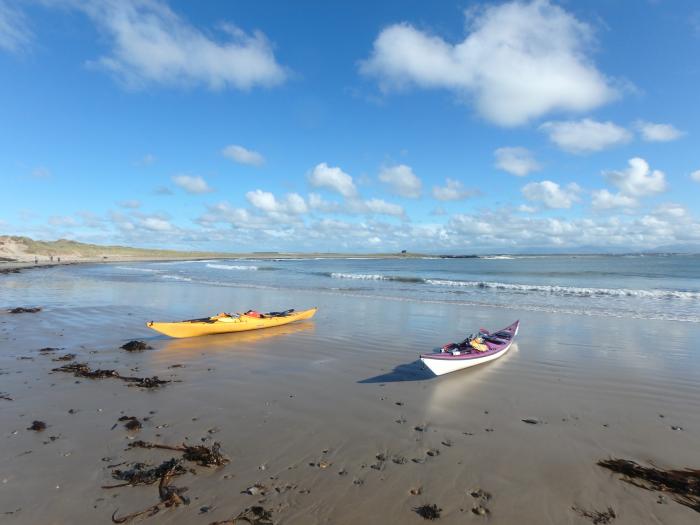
[
  {"left": 116, "top": 266, "right": 159, "bottom": 272},
  {"left": 207, "top": 263, "right": 258, "bottom": 271},
  {"left": 425, "top": 279, "right": 700, "bottom": 299}
]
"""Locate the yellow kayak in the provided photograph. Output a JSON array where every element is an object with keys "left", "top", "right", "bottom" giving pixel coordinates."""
[{"left": 147, "top": 308, "right": 317, "bottom": 338}]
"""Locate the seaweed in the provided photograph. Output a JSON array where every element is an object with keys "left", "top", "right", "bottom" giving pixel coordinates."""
[
  {"left": 210, "top": 506, "right": 274, "bottom": 525},
  {"left": 413, "top": 504, "right": 441, "bottom": 520},
  {"left": 52, "top": 363, "right": 170, "bottom": 388},
  {"left": 27, "top": 420, "right": 46, "bottom": 431},
  {"left": 111, "top": 461, "right": 189, "bottom": 523},
  {"left": 119, "top": 416, "right": 142, "bottom": 431},
  {"left": 8, "top": 307, "right": 41, "bottom": 313},
  {"left": 598, "top": 458, "right": 700, "bottom": 512},
  {"left": 129, "top": 440, "right": 229, "bottom": 467},
  {"left": 121, "top": 376, "right": 169, "bottom": 389},
  {"left": 572, "top": 505, "right": 616, "bottom": 524},
  {"left": 121, "top": 341, "right": 153, "bottom": 352},
  {"left": 52, "top": 353, "right": 76, "bottom": 362},
  {"left": 53, "top": 362, "right": 120, "bottom": 379},
  {"left": 104, "top": 458, "right": 186, "bottom": 488}
]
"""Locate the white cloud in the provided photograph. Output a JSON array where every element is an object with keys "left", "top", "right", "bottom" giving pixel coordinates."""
[
  {"left": 31, "top": 167, "right": 51, "bottom": 178},
  {"left": 308, "top": 163, "right": 357, "bottom": 198},
  {"left": 636, "top": 121, "right": 684, "bottom": 142},
  {"left": 246, "top": 190, "right": 308, "bottom": 215},
  {"left": 0, "top": 1, "right": 31, "bottom": 54},
  {"left": 75, "top": 0, "right": 286, "bottom": 90},
  {"left": 494, "top": 147, "right": 540, "bottom": 177},
  {"left": 591, "top": 189, "right": 637, "bottom": 210},
  {"left": 222, "top": 144, "right": 265, "bottom": 166},
  {"left": 309, "top": 193, "right": 404, "bottom": 217},
  {"left": 691, "top": 170, "right": 700, "bottom": 183},
  {"left": 522, "top": 180, "right": 581, "bottom": 209},
  {"left": 141, "top": 217, "right": 173, "bottom": 231},
  {"left": 49, "top": 215, "right": 78, "bottom": 227},
  {"left": 172, "top": 174, "right": 213, "bottom": 194},
  {"left": 379, "top": 164, "right": 422, "bottom": 198},
  {"left": 517, "top": 204, "right": 537, "bottom": 213},
  {"left": 137, "top": 153, "right": 157, "bottom": 166},
  {"left": 360, "top": 0, "right": 616, "bottom": 126},
  {"left": 604, "top": 158, "right": 667, "bottom": 197},
  {"left": 118, "top": 200, "right": 141, "bottom": 209},
  {"left": 432, "top": 178, "right": 476, "bottom": 201},
  {"left": 540, "top": 119, "right": 631, "bottom": 153},
  {"left": 357, "top": 198, "right": 405, "bottom": 217}
]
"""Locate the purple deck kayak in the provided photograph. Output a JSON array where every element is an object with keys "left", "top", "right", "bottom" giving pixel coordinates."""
[{"left": 420, "top": 320, "right": 520, "bottom": 376}]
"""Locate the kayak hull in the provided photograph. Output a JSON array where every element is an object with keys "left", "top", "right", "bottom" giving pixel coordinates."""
[
  {"left": 147, "top": 308, "right": 317, "bottom": 338},
  {"left": 420, "top": 321, "right": 519, "bottom": 376}
]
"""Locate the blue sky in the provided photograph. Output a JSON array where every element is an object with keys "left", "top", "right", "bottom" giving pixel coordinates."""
[{"left": 1, "top": 0, "right": 699, "bottom": 253}]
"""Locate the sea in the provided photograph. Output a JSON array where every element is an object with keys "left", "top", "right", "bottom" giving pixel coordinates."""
[{"left": 49, "top": 254, "right": 700, "bottom": 324}]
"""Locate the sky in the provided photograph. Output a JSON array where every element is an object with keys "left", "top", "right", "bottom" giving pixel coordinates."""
[{"left": 1, "top": 0, "right": 699, "bottom": 253}]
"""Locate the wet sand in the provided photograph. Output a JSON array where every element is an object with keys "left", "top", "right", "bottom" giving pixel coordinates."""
[{"left": 1, "top": 267, "right": 699, "bottom": 524}]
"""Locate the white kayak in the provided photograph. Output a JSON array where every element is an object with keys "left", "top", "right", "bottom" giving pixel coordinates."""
[{"left": 420, "top": 321, "right": 519, "bottom": 376}]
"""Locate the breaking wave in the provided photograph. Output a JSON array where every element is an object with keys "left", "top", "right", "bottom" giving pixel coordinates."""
[
  {"left": 329, "top": 272, "right": 423, "bottom": 283},
  {"left": 425, "top": 279, "right": 700, "bottom": 300},
  {"left": 207, "top": 263, "right": 259, "bottom": 271}
]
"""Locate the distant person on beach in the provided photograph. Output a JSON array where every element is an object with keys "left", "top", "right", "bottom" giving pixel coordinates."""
[
  {"left": 50, "top": 255, "right": 53, "bottom": 262},
  {"left": 34, "top": 257, "right": 38, "bottom": 264},
  {"left": 57, "top": 257, "right": 61, "bottom": 262}
]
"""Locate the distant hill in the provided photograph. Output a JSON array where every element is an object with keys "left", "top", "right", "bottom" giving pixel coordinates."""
[{"left": 0, "top": 236, "right": 233, "bottom": 261}]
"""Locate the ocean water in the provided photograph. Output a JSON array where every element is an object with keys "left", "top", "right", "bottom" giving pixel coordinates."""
[{"left": 60, "top": 254, "right": 700, "bottom": 323}]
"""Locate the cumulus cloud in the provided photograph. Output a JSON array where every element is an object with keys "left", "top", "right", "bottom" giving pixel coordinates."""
[
  {"left": 141, "top": 217, "right": 173, "bottom": 231},
  {"left": 604, "top": 158, "right": 667, "bottom": 197},
  {"left": 246, "top": 190, "right": 308, "bottom": 215},
  {"left": 72, "top": 0, "right": 286, "bottom": 90},
  {"left": 691, "top": 170, "right": 700, "bottom": 183},
  {"left": 591, "top": 189, "right": 637, "bottom": 210},
  {"left": 351, "top": 198, "right": 405, "bottom": 217},
  {"left": 172, "top": 174, "right": 213, "bottom": 194},
  {"left": 49, "top": 215, "right": 78, "bottom": 227},
  {"left": 0, "top": 1, "right": 32, "bottom": 54},
  {"left": 494, "top": 147, "right": 540, "bottom": 176},
  {"left": 137, "top": 153, "right": 157, "bottom": 166},
  {"left": 432, "top": 178, "right": 477, "bottom": 201},
  {"left": 308, "top": 163, "right": 357, "bottom": 197},
  {"left": 540, "top": 119, "right": 631, "bottom": 153},
  {"left": 118, "top": 200, "right": 141, "bottom": 209},
  {"left": 222, "top": 144, "right": 265, "bottom": 166},
  {"left": 522, "top": 180, "right": 581, "bottom": 209},
  {"left": 308, "top": 193, "right": 404, "bottom": 217},
  {"left": 378, "top": 164, "right": 422, "bottom": 198},
  {"left": 31, "top": 167, "right": 51, "bottom": 178},
  {"left": 360, "top": 0, "right": 616, "bottom": 126},
  {"left": 635, "top": 121, "right": 684, "bottom": 142}
]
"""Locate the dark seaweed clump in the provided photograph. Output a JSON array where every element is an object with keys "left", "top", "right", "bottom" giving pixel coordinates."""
[
  {"left": 121, "top": 340, "right": 153, "bottom": 352},
  {"left": 413, "top": 504, "right": 441, "bottom": 520},
  {"left": 598, "top": 458, "right": 700, "bottom": 512},
  {"left": 129, "top": 440, "right": 229, "bottom": 467},
  {"left": 106, "top": 459, "right": 186, "bottom": 488},
  {"left": 53, "top": 362, "right": 120, "bottom": 379},
  {"left": 209, "top": 506, "right": 274, "bottom": 525},
  {"left": 572, "top": 506, "right": 616, "bottom": 524},
  {"left": 27, "top": 420, "right": 47, "bottom": 431},
  {"left": 8, "top": 307, "right": 41, "bottom": 313}
]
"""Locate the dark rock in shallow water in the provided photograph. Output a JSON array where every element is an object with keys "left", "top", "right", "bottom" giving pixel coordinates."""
[{"left": 120, "top": 340, "right": 153, "bottom": 352}]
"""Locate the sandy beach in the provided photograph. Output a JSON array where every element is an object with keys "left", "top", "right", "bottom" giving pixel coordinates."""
[{"left": 1, "top": 263, "right": 699, "bottom": 524}]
